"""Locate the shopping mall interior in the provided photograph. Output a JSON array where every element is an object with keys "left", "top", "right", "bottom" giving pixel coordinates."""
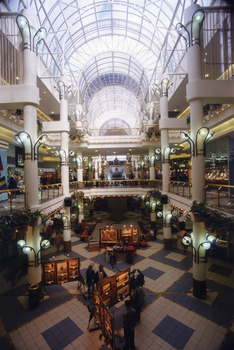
[{"left": 0, "top": 1, "right": 234, "bottom": 349}]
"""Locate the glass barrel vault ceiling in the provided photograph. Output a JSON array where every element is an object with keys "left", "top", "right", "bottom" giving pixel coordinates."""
[{"left": 7, "top": 0, "right": 217, "bottom": 133}]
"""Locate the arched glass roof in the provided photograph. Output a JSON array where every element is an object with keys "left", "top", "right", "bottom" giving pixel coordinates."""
[{"left": 7, "top": 0, "right": 217, "bottom": 133}]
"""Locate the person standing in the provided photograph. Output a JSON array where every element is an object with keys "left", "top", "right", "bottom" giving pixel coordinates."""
[
  {"left": 86, "top": 264, "right": 95, "bottom": 299},
  {"left": 80, "top": 219, "right": 86, "bottom": 233},
  {"left": 123, "top": 300, "right": 137, "bottom": 350},
  {"left": 54, "top": 231, "right": 62, "bottom": 252},
  {"left": 95, "top": 265, "right": 107, "bottom": 283},
  {"left": 131, "top": 281, "right": 144, "bottom": 322}
]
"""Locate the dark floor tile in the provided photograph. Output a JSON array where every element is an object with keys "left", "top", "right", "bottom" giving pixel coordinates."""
[
  {"left": 166, "top": 273, "right": 234, "bottom": 328},
  {"left": 222, "top": 331, "right": 234, "bottom": 349},
  {"left": 42, "top": 317, "right": 83, "bottom": 349},
  {"left": 152, "top": 315, "right": 194, "bottom": 350},
  {"left": 142, "top": 266, "right": 165, "bottom": 281},
  {"left": 208, "top": 264, "right": 233, "bottom": 277},
  {"left": 0, "top": 336, "right": 12, "bottom": 350},
  {"left": 149, "top": 249, "right": 193, "bottom": 270}
]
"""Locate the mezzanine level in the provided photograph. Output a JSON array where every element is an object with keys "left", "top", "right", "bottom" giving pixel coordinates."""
[{"left": 1, "top": 179, "right": 234, "bottom": 217}]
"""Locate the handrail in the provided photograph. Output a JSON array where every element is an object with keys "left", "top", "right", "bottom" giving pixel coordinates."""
[{"left": 1, "top": 180, "right": 234, "bottom": 215}]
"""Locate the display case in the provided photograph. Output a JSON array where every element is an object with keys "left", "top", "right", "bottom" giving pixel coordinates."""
[
  {"left": 43, "top": 262, "right": 55, "bottom": 285},
  {"left": 100, "top": 228, "right": 118, "bottom": 244},
  {"left": 42, "top": 258, "right": 80, "bottom": 285},
  {"left": 68, "top": 258, "right": 79, "bottom": 280},
  {"left": 97, "top": 268, "right": 130, "bottom": 308},
  {"left": 120, "top": 227, "right": 139, "bottom": 244},
  {"left": 56, "top": 261, "right": 68, "bottom": 283}
]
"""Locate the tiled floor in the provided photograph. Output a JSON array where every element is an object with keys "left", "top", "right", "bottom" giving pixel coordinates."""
[{"left": 0, "top": 208, "right": 234, "bottom": 350}]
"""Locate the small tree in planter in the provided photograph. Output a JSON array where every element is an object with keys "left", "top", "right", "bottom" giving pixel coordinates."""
[
  {"left": 154, "top": 130, "right": 161, "bottom": 139},
  {"left": 69, "top": 133, "right": 84, "bottom": 142}
]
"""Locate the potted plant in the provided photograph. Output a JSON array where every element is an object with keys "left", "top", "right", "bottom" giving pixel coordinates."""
[
  {"left": 69, "top": 133, "right": 84, "bottom": 142},
  {"left": 0, "top": 213, "right": 19, "bottom": 240},
  {"left": 72, "top": 191, "right": 84, "bottom": 200},
  {"left": 154, "top": 130, "right": 161, "bottom": 139},
  {"left": 139, "top": 234, "right": 147, "bottom": 247},
  {"left": 27, "top": 209, "right": 43, "bottom": 227},
  {"left": 12, "top": 208, "right": 31, "bottom": 233},
  {"left": 190, "top": 200, "right": 210, "bottom": 223},
  {"left": 146, "top": 131, "right": 153, "bottom": 140},
  {"left": 37, "top": 118, "right": 43, "bottom": 134}
]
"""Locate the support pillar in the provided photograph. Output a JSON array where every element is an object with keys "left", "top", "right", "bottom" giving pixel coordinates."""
[
  {"left": 180, "top": 3, "right": 207, "bottom": 298},
  {"left": 57, "top": 77, "right": 72, "bottom": 252},
  {"left": 149, "top": 146, "right": 155, "bottom": 180},
  {"left": 16, "top": 9, "right": 47, "bottom": 285},
  {"left": 163, "top": 203, "right": 172, "bottom": 250}
]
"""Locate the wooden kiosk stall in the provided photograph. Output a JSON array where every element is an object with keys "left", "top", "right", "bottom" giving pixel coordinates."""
[
  {"left": 42, "top": 258, "right": 80, "bottom": 285},
  {"left": 99, "top": 222, "right": 139, "bottom": 248}
]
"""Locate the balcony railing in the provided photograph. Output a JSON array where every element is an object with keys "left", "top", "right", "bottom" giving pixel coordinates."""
[{"left": 0, "top": 180, "right": 234, "bottom": 215}]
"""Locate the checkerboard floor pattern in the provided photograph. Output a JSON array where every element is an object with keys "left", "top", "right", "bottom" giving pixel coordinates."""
[{"left": 0, "top": 209, "right": 234, "bottom": 350}]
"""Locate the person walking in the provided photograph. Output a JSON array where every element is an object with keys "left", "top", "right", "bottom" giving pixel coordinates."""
[
  {"left": 123, "top": 300, "right": 137, "bottom": 350},
  {"left": 86, "top": 264, "right": 95, "bottom": 299},
  {"left": 131, "top": 281, "right": 144, "bottom": 322},
  {"left": 8, "top": 176, "right": 17, "bottom": 199}
]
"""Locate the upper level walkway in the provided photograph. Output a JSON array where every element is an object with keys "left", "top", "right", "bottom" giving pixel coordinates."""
[{"left": 0, "top": 179, "right": 233, "bottom": 216}]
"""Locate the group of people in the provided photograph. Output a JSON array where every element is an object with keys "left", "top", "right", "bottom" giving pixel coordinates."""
[
  {"left": 85, "top": 262, "right": 144, "bottom": 350},
  {"left": 86, "top": 264, "right": 107, "bottom": 299}
]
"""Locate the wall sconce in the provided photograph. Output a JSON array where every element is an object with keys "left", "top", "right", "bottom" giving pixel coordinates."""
[
  {"left": 71, "top": 155, "right": 83, "bottom": 169},
  {"left": 180, "top": 131, "right": 194, "bottom": 156},
  {"left": 154, "top": 78, "right": 173, "bottom": 97},
  {"left": 151, "top": 201, "right": 156, "bottom": 213},
  {"left": 157, "top": 211, "right": 163, "bottom": 217},
  {"left": 181, "top": 127, "right": 214, "bottom": 157},
  {"left": 197, "top": 241, "right": 211, "bottom": 263},
  {"left": 16, "top": 14, "right": 47, "bottom": 51},
  {"left": 34, "top": 134, "right": 48, "bottom": 160},
  {"left": 181, "top": 236, "right": 197, "bottom": 262},
  {"left": 191, "top": 9, "right": 205, "bottom": 46},
  {"left": 54, "top": 149, "right": 68, "bottom": 166},
  {"left": 62, "top": 215, "right": 69, "bottom": 230},
  {"left": 207, "top": 234, "right": 217, "bottom": 243},
  {"left": 14, "top": 132, "right": 48, "bottom": 161},
  {"left": 14, "top": 131, "right": 32, "bottom": 160},
  {"left": 195, "top": 127, "right": 215, "bottom": 156},
  {"left": 176, "top": 23, "right": 190, "bottom": 49},
  {"left": 55, "top": 80, "right": 73, "bottom": 100},
  {"left": 17, "top": 240, "right": 37, "bottom": 267},
  {"left": 37, "top": 236, "right": 50, "bottom": 266},
  {"left": 176, "top": 9, "right": 205, "bottom": 48},
  {"left": 155, "top": 147, "right": 176, "bottom": 163},
  {"left": 164, "top": 213, "right": 172, "bottom": 227}
]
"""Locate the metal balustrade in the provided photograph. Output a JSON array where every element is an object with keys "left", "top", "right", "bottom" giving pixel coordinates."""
[{"left": 1, "top": 180, "right": 234, "bottom": 215}]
